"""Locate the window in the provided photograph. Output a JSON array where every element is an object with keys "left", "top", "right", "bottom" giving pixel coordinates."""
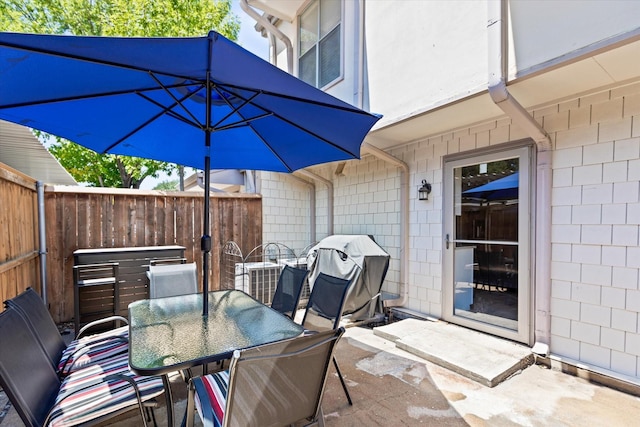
[{"left": 299, "top": 0, "right": 341, "bottom": 88}]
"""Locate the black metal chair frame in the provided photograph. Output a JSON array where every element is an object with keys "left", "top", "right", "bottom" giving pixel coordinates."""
[
  {"left": 0, "top": 308, "right": 159, "bottom": 427},
  {"left": 4, "top": 287, "right": 129, "bottom": 376},
  {"left": 301, "top": 272, "right": 353, "bottom": 405},
  {"left": 186, "top": 327, "right": 345, "bottom": 427},
  {"left": 271, "top": 265, "right": 309, "bottom": 320}
]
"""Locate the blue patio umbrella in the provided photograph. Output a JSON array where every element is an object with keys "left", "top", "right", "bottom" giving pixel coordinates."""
[
  {"left": 463, "top": 172, "right": 519, "bottom": 201},
  {"left": 0, "top": 31, "right": 381, "bottom": 315}
]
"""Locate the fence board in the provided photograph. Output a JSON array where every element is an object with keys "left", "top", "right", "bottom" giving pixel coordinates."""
[
  {"left": 0, "top": 162, "right": 38, "bottom": 307},
  {"left": 1, "top": 165, "right": 262, "bottom": 323},
  {"left": 42, "top": 187, "right": 261, "bottom": 322}
]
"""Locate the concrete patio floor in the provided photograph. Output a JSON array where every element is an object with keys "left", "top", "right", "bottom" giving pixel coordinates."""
[{"left": 2, "top": 323, "right": 640, "bottom": 426}]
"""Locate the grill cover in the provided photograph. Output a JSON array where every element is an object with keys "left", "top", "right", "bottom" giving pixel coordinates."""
[{"left": 307, "top": 235, "right": 390, "bottom": 321}]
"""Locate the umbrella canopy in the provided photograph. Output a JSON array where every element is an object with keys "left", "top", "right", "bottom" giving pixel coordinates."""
[
  {"left": 0, "top": 31, "right": 381, "bottom": 315},
  {"left": 462, "top": 172, "right": 519, "bottom": 201}
]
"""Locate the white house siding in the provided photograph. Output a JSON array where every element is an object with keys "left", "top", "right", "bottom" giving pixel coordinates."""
[
  {"left": 548, "top": 83, "right": 640, "bottom": 378},
  {"left": 259, "top": 172, "right": 313, "bottom": 255},
  {"left": 508, "top": 1, "right": 640, "bottom": 78},
  {"left": 365, "top": 0, "right": 488, "bottom": 126},
  {"left": 261, "top": 81, "right": 640, "bottom": 380},
  {"left": 331, "top": 156, "right": 402, "bottom": 297}
]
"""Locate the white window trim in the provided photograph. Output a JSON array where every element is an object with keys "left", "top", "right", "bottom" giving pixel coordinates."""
[{"left": 297, "top": 0, "right": 344, "bottom": 90}]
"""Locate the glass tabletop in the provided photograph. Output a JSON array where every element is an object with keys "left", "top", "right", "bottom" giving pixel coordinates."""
[{"left": 128, "top": 290, "right": 304, "bottom": 375}]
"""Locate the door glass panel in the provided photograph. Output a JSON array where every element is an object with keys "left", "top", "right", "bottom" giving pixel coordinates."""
[{"left": 453, "top": 158, "right": 519, "bottom": 330}]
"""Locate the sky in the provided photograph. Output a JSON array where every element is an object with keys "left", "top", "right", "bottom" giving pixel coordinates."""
[
  {"left": 140, "top": 0, "right": 269, "bottom": 189},
  {"left": 233, "top": 0, "right": 270, "bottom": 61}
]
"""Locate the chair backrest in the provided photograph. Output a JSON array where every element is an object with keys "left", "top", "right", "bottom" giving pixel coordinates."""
[
  {"left": 225, "top": 327, "right": 344, "bottom": 427},
  {"left": 301, "top": 273, "right": 352, "bottom": 332},
  {"left": 270, "top": 265, "right": 308, "bottom": 319},
  {"left": 148, "top": 262, "right": 198, "bottom": 299},
  {"left": 0, "top": 308, "right": 61, "bottom": 427},
  {"left": 4, "top": 287, "right": 66, "bottom": 369}
]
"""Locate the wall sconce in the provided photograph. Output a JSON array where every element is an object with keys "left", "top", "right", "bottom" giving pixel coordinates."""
[{"left": 418, "top": 180, "right": 432, "bottom": 201}]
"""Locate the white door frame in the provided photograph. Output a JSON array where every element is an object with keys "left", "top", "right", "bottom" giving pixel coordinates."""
[{"left": 442, "top": 143, "right": 533, "bottom": 344}]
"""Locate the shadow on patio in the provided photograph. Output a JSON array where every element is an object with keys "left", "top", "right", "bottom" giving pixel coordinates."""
[{"left": 20, "top": 324, "right": 633, "bottom": 427}]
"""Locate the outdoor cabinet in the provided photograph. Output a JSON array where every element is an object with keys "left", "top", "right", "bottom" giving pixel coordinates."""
[
  {"left": 73, "top": 246, "right": 186, "bottom": 332},
  {"left": 73, "top": 262, "right": 120, "bottom": 334}
]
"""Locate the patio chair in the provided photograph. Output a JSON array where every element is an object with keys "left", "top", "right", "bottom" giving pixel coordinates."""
[
  {"left": 301, "top": 273, "right": 353, "bottom": 405},
  {"left": 0, "top": 308, "right": 165, "bottom": 427},
  {"left": 148, "top": 262, "right": 198, "bottom": 299},
  {"left": 4, "top": 287, "right": 129, "bottom": 377},
  {"left": 185, "top": 327, "right": 345, "bottom": 427},
  {"left": 270, "top": 265, "right": 309, "bottom": 320},
  {"left": 147, "top": 263, "right": 199, "bottom": 379}
]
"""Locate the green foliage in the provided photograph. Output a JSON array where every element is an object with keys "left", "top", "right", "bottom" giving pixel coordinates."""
[
  {"left": 48, "top": 139, "right": 175, "bottom": 188},
  {"left": 154, "top": 180, "right": 180, "bottom": 191},
  {"left": 0, "top": 0, "right": 239, "bottom": 38},
  {"left": 1, "top": 0, "right": 240, "bottom": 188}
]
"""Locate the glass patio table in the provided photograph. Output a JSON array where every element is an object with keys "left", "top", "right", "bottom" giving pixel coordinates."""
[
  {"left": 128, "top": 289, "right": 305, "bottom": 426},
  {"left": 129, "top": 289, "right": 304, "bottom": 375}
]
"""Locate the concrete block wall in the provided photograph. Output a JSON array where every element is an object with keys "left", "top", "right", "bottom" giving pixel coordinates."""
[
  {"left": 259, "top": 172, "right": 314, "bottom": 255},
  {"left": 332, "top": 156, "right": 402, "bottom": 296}
]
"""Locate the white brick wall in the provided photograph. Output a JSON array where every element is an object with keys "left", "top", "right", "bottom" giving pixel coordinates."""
[
  {"left": 547, "top": 86, "right": 640, "bottom": 379},
  {"left": 260, "top": 172, "right": 314, "bottom": 254}
]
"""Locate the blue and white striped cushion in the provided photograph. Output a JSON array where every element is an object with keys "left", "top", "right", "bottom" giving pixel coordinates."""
[
  {"left": 192, "top": 371, "right": 230, "bottom": 427},
  {"left": 47, "top": 353, "right": 164, "bottom": 426},
  {"left": 57, "top": 326, "right": 129, "bottom": 376}
]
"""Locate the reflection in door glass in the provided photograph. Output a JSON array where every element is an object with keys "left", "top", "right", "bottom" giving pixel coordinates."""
[{"left": 453, "top": 158, "right": 519, "bottom": 330}]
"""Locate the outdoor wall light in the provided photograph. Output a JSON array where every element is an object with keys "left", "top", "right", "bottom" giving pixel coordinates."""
[{"left": 418, "top": 180, "right": 432, "bottom": 201}]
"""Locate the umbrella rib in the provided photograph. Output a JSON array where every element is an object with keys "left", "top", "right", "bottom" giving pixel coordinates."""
[
  {"left": 203, "top": 84, "right": 297, "bottom": 171},
  {"left": 147, "top": 72, "right": 205, "bottom": 129},
  {"left": 246, "top": 127, "right": 296, "bottom": 172},
  {"left": 103, "top": 89, "right": 198, "bottom": 152},
  {"left": 209, "top": 89, "right": 262, "bottom": 131},
  {"left": 211, "top": 112, "right": 272, "bottom": 132},
  {"left": 216, "top": 81, "right": 376, "bottom": 117},
  {"left": 0, "top": 81, "right": 201, "bottom": 110},
  {"left": 224, "top": 87, "right": 360, "bottom": 159},
  {"left": 0, "top": 38, "right": 206, "bottom": 86},
  {"left": 135, "top": 92, "right": 202, "bottom": 130}
]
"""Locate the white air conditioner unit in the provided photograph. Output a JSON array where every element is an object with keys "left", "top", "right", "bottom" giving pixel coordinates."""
[{"left": 234, "top": 262, "right": 283, "bottom": 304}]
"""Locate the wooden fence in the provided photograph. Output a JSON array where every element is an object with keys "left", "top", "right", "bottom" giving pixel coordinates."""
[
  {"left": 0, "top": 164, "right": 262, "bottom": 323},
  {"left": 0, "top": 163, "right": 40, "bottom": 305}
]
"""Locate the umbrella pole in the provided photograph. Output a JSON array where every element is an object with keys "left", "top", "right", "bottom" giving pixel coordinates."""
[
  {"left": 202, "top": 153, "right": 211, "bottom": 316},
  {"left": 202, "top": 68, "right": 212, "bottom": 317}
]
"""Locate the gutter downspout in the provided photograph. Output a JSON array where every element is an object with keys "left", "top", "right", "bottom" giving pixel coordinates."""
[
  {"left": 268, "top": 32, "right": 277, "bottom": 66},
  {"left": 240, "top": 0, "right": 293, "bottom": 73},
  {"left": 288, "top": 174, "right": 317, "bottom": 243},
  {"left": 362, "top": 143, "right": 409, "bottom": 307},
  {"left": 241, "top": 1, "right": 323, "bottom": 240},
  {"left": 295, "top": 169, "right": 333, "bottom": 236},
  {"left": 488, "top": 0, "right": 552, "bottom": 353},
  {"left": 355, "top": 0, "right": 409, "bottom": 307},
  {"left": 37, "top": 181, "right": 47, "bottom": 305}
]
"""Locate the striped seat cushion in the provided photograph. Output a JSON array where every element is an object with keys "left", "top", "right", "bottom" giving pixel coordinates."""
[
  {"left": 48, "top": 353, "right": 164, "bottom": 427},
  {"left": 57, "top": 326, "right": 129, "bottom": 376},
  {"left": 192, "top": 371, "right": 230, "bottom": 427}
]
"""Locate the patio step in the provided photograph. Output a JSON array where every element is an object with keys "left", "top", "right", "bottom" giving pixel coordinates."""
[{"left": 373, "top": 318, "right": 534, "bottom": 387}]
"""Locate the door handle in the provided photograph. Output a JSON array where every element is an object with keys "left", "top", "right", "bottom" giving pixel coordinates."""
[{"left": 445, "top": 234, "right": 450, "bottom": 249}]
